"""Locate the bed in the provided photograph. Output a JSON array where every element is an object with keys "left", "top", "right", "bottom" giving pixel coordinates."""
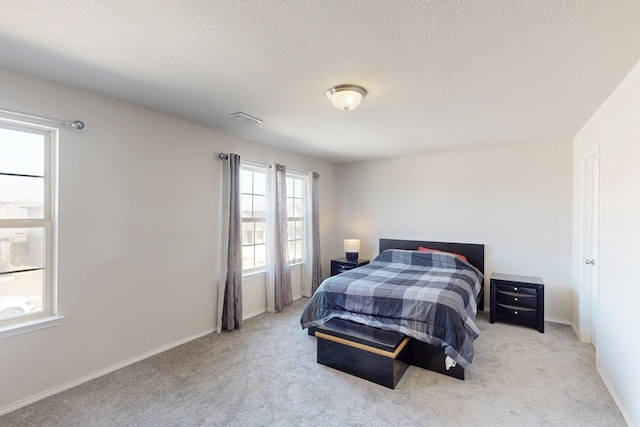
[{"left": 300, "top": 238, "right": 485, "bottom": 380}]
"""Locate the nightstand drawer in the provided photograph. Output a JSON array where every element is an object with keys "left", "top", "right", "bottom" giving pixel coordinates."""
[
  {"left": 496, "top": 304, "right": 537, "bottom": 322},
  {"left": 496, "top": 290, "right": 537, "bottom": 308},
  {"left": 331, "top": 258, "right": 370, "bottom": 276},
  {"left": 495, "top": 283, "right": 537, "bottom": 295},
  {"left": 333, "top": 264, "right": 355, "bottom": 274}
]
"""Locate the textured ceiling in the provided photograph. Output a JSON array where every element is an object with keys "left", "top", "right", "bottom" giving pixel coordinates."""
[{"left": 1, "top": 1, "right": 640, "bottom": 163}]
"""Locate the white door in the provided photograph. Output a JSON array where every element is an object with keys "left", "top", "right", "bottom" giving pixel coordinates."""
[{"left": 581, "top": 150, "right": 599, "bottom": 347}]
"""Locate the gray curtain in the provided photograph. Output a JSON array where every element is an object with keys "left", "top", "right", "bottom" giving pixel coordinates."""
[
  {"left": 302, "top": 171, "right": 322, "bottom": 296},
  {"left": 219, "top": 153, "right": 242, "bottom": 330},
  {"left": 266, "top": 163, "right": 292, "bottom": 312}
]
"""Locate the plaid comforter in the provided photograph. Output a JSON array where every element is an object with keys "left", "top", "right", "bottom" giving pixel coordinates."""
[{"left": 300, "top": 249, "right": 484, "bottom": 369}]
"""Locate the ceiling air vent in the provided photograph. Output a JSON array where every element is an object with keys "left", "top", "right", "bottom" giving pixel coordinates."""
[{"left": 228, "top": 112, "right": 262, "bottom": 124}]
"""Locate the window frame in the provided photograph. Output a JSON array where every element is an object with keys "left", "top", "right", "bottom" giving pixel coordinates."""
[
  {"left": 0, "top": 118, "right": 62, "bottom": 338},
  {"left": 285, "top": 172, "right": 305, "bottom": 265},
  {"left": 240, "top": 163, "right": 267, "bottom": 274}
]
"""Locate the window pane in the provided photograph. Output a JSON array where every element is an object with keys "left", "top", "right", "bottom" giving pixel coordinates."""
[
  {"left": 0, "top": 128, "right": 45, "bottom": 176},
  {"left": 286, "top": 177, "right": 293, "bottom": 197},
  {"left": 288, "top": 241, "right": 296, "bottom": 262},
  {"left": 254, "top": 244, "right": 266, "bottom": 268},
  {"left": 241, "top": 169, "right": 253, "bottom": 194},
  {"left": 253, "top": 195, "right": 266, "bottom": 217},
  {"left": 254, "top": 221, "right": 266, "bottom": 244},
  {"left": 0, "top": 270, "right": 43, "bottom": 319},
  {"left": 253, "top": 172, "right": 266, "bottom": 195},
  {"left": 293, "top": 178, "right": 303, "bottom": 198},
  {"left": 0, "top": 121, "right": 54, "bottom": 327},
  {"left": 241, "top": 222, "right": 255, "bottom": 245},
  {"left": 286, "top": 198, "right": 294, "bottom": 217},
  {"left": 0, "top": 175, "right": 44, "bottom": 219},
  {"left": 0, "top": 228, "right": 45, "bottom": 273},
  {"left": 241, "top": 194, "right": 253, "bottom": 218},
  {"left": 295, "top": 221, "right": 304, "bottom": 240},
  {"left": 241, "top": 167, "right": 268, "bottom": 271},
  {"left": 293, "top": 199, "right": 303, "bottom": 218},
  {"left": 295, "top": 241, "right": 303, "bottom": 261},
  {"left": 242, "top": 245, "right": 254, "bottom": 270}
]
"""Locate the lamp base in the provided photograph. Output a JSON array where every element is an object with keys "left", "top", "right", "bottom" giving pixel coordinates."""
[{"left": 346, "top": 252, "right": 359, "bottom": 261}]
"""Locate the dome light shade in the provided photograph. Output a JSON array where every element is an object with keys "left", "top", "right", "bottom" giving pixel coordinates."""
[{"left": 326, "top": 85, "right": 367, "bottom": 111}]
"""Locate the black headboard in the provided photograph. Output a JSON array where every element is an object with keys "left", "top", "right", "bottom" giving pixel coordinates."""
[{"left": 379, "top": 238, "right": 485, "bottom": 274}]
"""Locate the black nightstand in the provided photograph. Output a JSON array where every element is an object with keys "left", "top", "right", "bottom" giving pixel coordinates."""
[
  {"left": 490, "top": 273, "right": 545, "bottom": 333},
  {"left": 331, "top": 258, "right": 370, "bottom": 276}
]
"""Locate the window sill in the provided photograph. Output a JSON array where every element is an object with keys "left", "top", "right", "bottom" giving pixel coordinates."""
[
  {"left": 242, "top": 262, "right": 303, "bottom": 278},
  {"left": 243, "top": 269, "right": 266, "bottom": 278},
  {"left": 0, "top": 315, "right": 65, "bottom": 339}
]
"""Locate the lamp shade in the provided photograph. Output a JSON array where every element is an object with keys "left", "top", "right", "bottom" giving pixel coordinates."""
[
  {"left": 326, "top": 85, "right": 367, "bottom": 111},
  {"left": 344, "top": 239, "right": 360, "bottom": 260}
]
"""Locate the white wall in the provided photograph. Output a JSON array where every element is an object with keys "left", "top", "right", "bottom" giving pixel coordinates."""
[
  {"left": 573, "top": 59, "right": 640, "bottom": 426},
  {"left": 333, "top": 140, "right": 573, "bottom": 321},
  {"left": 0, "top": 67, "right": 334, "bottom": 413},
  {"left": 243, "top": 265, "right": 304, "bottom": 319}
]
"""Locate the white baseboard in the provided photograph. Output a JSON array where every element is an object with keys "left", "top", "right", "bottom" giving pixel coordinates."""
[
  {"left": 243, "top": 308, "right": 266, "bottom": 320},
  {"left": 0, "top": 328, "right": 214, "bottom": 417},
  {"left": 544, "top": 316, "right": 572, "bottom": 325},
  {"left": 596, "top": 362, "right": 636, "bottom": 427},
  {"left": 243, "top": 294, "right": 304, "bottom": 321},
  {"left": 570, "top": 322, "right": 591, "bottom": 343}
]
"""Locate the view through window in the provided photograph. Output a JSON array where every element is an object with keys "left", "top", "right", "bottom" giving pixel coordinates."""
[
  {"left": 240, "top": 165, "right": 305, "bottom": 271},
  {"left": 240, "top": 166, "right": 266, "bottom": 271},
  {"left": 0, "top": 122, "right": 54, "bottom": 326},
  {"left": 286, "top": 174, "right": 304, "bottom": 264}
]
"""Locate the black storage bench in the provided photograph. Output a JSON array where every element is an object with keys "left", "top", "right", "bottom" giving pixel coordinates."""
[{"left": 313, "top": 318, "right": 410, "bottom": 389}]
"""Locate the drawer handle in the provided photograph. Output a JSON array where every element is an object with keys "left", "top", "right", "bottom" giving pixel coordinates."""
[
  {"left": 515, "top": 311, "right": 519, "bottom": 315},
  {"left": 514, "top": 297, "right": 518, "bottom": 301},
  {"left": 514, "top": 287, "right": 518, "bottom": 291}
]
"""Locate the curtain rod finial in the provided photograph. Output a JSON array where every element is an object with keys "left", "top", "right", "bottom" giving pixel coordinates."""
[
  {"left": 66, "top": 120, "right": 84, "bottom": 129},
  {"left": 218, "top": 153, "right": 229, "bottom": 160}
]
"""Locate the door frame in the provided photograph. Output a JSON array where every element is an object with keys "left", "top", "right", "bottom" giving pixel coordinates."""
[{"left": 579, "top": 148, "right": 599, "bottom": 346}]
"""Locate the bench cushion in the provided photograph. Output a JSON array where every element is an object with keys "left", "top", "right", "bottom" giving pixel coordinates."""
[{"left": 315, "top": 318, "right": 406, "bottom": 351}]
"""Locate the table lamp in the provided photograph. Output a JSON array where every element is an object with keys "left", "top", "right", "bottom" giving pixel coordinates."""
[{"left": 344, "top": 239, "right": 360, "bottom": 261}]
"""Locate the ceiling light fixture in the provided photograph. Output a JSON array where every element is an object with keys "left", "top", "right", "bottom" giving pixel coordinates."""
[{"left": 325, "top": 85, "right": 367, "bottom": 111}]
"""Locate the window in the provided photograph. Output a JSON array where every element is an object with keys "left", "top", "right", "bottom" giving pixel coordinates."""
[
  {"left": 240, "top": 165, "right": 266, "bottom": 271},
  {"left": 0, "top": 120, "right": 58, "bottom": 334},
  {"left": 240, "top": 164, "right": 306, "bottom": 272},
  {"left": 286, "top": 173, "right": 304, "bottom": 264}
]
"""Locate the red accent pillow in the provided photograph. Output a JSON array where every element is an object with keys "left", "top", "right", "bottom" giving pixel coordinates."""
[{"left": 418, "top": 246, "right": 468, "bottom": 263}]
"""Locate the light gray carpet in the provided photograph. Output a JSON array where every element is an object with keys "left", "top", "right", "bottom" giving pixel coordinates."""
[{"left": 2, "top": 298, "right": 625, "bottom": 426}]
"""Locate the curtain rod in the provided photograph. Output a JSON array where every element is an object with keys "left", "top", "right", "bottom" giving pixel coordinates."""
[
  {"left": 0, "top": 107, "right": 85, "bottom": 130},
  {"left": 217, "top": 152, "right": 317, "bottom": 177}
]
